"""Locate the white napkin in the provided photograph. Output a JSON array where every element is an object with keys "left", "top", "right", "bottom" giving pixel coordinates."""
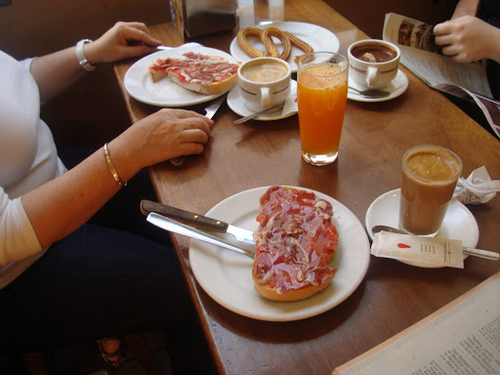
[{"left": 453, "top": 166, "right": 500, "bottom": 205}]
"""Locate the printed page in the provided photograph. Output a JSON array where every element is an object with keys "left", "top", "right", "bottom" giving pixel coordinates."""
[
  {"left": 333, "top": 272, "right": 500, "bottom": 375},
  {"left": 383, "top": 13, "right": 492, "bottom": 98}
]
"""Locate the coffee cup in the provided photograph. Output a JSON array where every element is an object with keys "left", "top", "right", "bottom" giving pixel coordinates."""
[
  {"left": 399, "top": 145, "right": 462, "bottom": 237},
  {"left": 348, "top": 39, "right": 400, "bottom": 89},
  {"left": 238, "top": 57, "right": 291, "bottom": 112}
]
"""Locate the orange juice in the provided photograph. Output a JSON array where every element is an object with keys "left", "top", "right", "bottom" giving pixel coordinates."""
[{"left": 297, "top": 56, "right": 348, "bottom": 165}]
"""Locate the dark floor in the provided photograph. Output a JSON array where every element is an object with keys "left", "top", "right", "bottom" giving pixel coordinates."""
[{"left": 0, "top": 329, "right": 218, "bottom": 375}]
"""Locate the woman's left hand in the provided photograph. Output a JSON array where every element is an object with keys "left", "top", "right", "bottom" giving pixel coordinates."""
[{"left": 84, "top": 22, "right": 162, "bottom": 65}]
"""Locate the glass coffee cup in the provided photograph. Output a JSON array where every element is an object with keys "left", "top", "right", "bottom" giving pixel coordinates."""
[{"left": 399, "top": 145, "right": 462, "bottom": 237}]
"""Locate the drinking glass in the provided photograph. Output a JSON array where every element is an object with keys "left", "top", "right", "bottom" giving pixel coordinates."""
[
  {"left": 297, "top": 52, "right": 348, "bottom": 165},
  {"left": 253, "top": 0, "right": 284, "bottom": 25},
  {"left": 399, "top": 144, "right": 462, "bottom": 236}
]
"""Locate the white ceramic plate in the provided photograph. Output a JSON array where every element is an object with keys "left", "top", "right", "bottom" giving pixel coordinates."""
[
  {"left": 365, "top": 189, "right": 479, "bottom": 267},
  {"left": 189, "top": 186, "right": 370, "bottom": 321},
  {"left": 124, "top": 47, "right": 238, "bottom": 107},
  {"left": 227, "top": 80, "right": 298, "bottom": 121},
  {"left": 230, "top": 22, "right": 340, "bottom": 72},
  {"left": 348, "top": 69, "right": 409, "bottom": 103}
]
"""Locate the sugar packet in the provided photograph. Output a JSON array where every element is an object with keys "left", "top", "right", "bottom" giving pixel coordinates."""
[
  {"left": 371, "top": 231, "right": 464, "bottom": 268},
  {"left": 453, "top": 166, "right": 500, "bottom": 205}
]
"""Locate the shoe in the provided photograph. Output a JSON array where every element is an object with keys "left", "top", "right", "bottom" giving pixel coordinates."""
[{"left": 96, "top": 337, "right": 125, "bottom": 367}]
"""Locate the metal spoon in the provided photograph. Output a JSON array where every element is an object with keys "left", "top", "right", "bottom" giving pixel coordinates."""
[
  {"left": 348, "top": 86, "right": 390, "bottom": 98},
  {"left": 372, "top": 225, "right": 499, "bottom": 261}
]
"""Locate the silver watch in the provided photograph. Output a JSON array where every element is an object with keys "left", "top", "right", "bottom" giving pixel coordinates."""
[{"left": 76, "top": 39, "right": 96, "bottom": 72}]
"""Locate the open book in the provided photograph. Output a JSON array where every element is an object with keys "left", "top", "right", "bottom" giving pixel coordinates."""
[
  {"left": 383, "top": 12, "right": 500, "bottom": 138},
  {"left": 332, "top": 271, "right": 500, "bottom": 375}
]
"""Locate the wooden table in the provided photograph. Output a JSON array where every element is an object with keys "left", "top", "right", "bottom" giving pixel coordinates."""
[{"left": 114, "top": 1, "right": 500, "bottom": 373}]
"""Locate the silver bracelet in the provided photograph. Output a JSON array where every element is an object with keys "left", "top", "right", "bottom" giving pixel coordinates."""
[
  {"left": 76, "top": 39, "right": 96, "bottom": 72},
  {"left": 103, "top": 143, "right": 126, "bottom": 187}
]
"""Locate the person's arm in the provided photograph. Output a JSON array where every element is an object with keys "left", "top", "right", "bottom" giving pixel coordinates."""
[
  {"left": 451, "top": 0, "right": 481, "bottom": 18},
  {"left": 434, "top": 16, "right": 500, "bottom": 63},
  {"left": 21, "top": 108, "right": 213, "bottom": 249},
  {"left": 30, "top": 22, "right": 161, "bottom": 102}
]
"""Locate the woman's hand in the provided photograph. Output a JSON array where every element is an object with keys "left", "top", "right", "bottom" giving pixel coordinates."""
[
  {"left": 110, "top": 109, "right": 215, "bottom": 177},
  {"left": 434, "top": 16, "right": 500, "bottom": 63},
  {"left": 84, "top": 22, "right": 163, "bottom": 65}
]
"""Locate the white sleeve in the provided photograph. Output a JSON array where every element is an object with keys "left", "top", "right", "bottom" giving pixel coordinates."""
[{"left": 0, "top": 187, "right": 43, "bottom": 266}]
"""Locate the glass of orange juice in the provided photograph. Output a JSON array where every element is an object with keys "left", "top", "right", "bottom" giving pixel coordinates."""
[{"left": 297, "top": 52, "right": 348, "bottom": 165}]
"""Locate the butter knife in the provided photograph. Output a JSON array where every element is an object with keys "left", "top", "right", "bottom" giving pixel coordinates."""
[
  {"left": 147, "top": 213, "right": 255, "bottom": 259},
  {"left": 169, "top": 94, "right": 226, "bottom": 167},
  {"left": 140, "top": 200, "right": 255, "bottom": 244}
]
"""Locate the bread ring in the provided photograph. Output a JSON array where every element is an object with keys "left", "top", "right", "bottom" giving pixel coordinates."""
[
  {"left": 237, "top": 28, "right": 267, "bottom": 58},
  {"left": 284, "top": 31, "right": 314, "bottom": 63},
  {"left": 261, "top": 27, "right": 292, "bottom": 61}
]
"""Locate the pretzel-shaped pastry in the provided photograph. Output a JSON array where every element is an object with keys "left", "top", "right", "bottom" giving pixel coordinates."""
[
  {"left": 284, "top": 31, "right": 314, "bottom": 62},
  {"left": 237, "top": 27, "right": 314, "bottom": 62},
  {"left": 261, "top": 27, "right": 292, "bottom": 61},
  {"left": 237, "top": 28, "right": 267, "bottom": 58}
]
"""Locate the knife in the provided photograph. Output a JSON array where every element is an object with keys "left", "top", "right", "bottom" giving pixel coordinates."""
[
  {"left": 147, "top": 213, "right": 255, "bottom": 259},
  {"left": 169, "top": 94, "right": 226, "bottom": 167},
  {"left": 140, "top": 200, "right": 256, "bottom": 245}
]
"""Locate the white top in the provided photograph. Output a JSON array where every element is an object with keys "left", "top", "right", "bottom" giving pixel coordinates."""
[{"left": 0, "top": 50, "right": 67, "bottom": 288}]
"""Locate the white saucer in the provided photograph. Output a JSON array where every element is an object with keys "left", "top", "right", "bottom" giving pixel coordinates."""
[
  {"left": 365, "top": 189, "right": 479, "bottom": 268},
  {"left": 348, "top": 70, "right": 408, "bottom": 103},
  {"left": 227, "top": 80, "right": 298, "bottom": 121}
]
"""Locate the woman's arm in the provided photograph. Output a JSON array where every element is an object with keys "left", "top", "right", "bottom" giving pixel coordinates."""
[
  {"left": 451, "top": 0, "right": 481, "bottom": 18},
  {"left": 22, "top": 108, "right": 213, "bottom": 249},
  {"left": 30, "top": 22, "right": 161, "bottom": 102}
]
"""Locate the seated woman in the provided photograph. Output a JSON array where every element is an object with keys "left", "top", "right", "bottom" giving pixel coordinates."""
[{"left": 0, "top": 21, "right": 215, "bottom": 372}]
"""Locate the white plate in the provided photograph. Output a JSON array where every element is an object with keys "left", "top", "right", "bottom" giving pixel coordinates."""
[
  {"left": 365, "top": 189, "right": 479, "bottom": 267},
  {"left": 348, "top": 70, "right": 409, "bottom": 103},
  {"left": 227, "top": 80, "right": 298, "bottom": 121},
  {"left": 124, "top": 47, "right": 238, "bottom": 107},
  {"left": 230, "top": 22, "right": 340, "bottom": 72},
  {"left": 189, "top": 186, "right": 370, "bottom": 321}
]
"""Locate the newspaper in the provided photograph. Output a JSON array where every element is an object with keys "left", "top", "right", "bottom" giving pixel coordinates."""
[
  {"left": 333, "top": 272, "right": 500, "bottom": 375},
  {"left": 383, "top": 12, "right": 500, "bottom": 138}
]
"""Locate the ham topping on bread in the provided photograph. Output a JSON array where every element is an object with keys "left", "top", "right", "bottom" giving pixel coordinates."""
[
  {"left": 252, "top": 186, "right": 339, "bottom": 301},
  {"left": 149, "top": 52, "right": 240, "bottom": 86}
]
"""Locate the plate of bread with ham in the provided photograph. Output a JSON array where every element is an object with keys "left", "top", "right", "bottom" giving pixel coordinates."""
[
  {"left": 189, "top": 185, "right": 370, "bottom": 322},
  {"left": 124, "top": 47, "right": 240, "bottom": 107}
]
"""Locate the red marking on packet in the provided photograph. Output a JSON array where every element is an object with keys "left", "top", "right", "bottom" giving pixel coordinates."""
[{"left": 398, "top": 243, "right": 411, "bottom": 249}]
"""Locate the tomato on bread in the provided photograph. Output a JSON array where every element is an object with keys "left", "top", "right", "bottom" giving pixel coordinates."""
[
  {"left": 252, "top": 186, "right": 339, "bottom": 302},
  {"left": 148, "top": 51, "right": 240, "bottom": 95}
]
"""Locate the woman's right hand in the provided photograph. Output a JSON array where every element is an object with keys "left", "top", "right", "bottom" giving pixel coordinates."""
[{"left": 109, "top": 109, "right": 215, "bottom": 177}]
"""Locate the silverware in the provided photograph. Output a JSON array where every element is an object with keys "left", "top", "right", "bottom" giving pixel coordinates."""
[
  {"left": 372, "top": 225, "right": 500, "bottom": 261},
  {"left": 233, "top": 103, "right": 284, "bottom": 124},
  {"left": 141, "top": 200, "right": 255, "bottom": 244},
  {"left": 348, "top": 86, "right": 390, "bottom": 98},
  {"left": 169, "top": 94, "right": 226, "bottom": 167},
  {"left": 155, "top": 42, "right": 203, "bottom": 50},
  {"left": 146, "top": 213, "right": 255, "bottom": 259}
]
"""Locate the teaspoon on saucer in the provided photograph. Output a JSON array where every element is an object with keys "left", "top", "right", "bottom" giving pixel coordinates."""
[
  {"left": 372, "top": 225, "right": 500, "bottom": 261},
  {"left": 234, "top": 103, "right": 283, "bottom": 124},
  {"left": 348, "top": 86, "right": 390, "bottom": 98}
]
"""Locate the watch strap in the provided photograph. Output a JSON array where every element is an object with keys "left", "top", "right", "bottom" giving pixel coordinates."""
[{"left": 76, "top": 39, "right": 96, "bottom": 72}]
